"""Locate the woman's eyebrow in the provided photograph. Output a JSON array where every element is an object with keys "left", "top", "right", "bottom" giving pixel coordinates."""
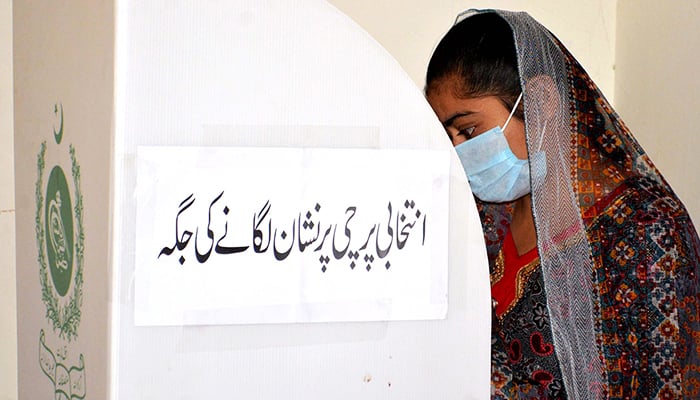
[{"left": 442, "top": 110, "right": 474, "bottom": 127}]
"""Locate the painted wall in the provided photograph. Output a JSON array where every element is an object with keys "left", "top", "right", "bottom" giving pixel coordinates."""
[
  {"left": 0, "top": 0, "right": 17, "bottom": 399},
  {"left": 615, "top": 0, "right": 700, "bottom": 226},
  {"left": 327, "top": 0, "right": 616, "bottom": 99},
  {"left": 7, "top": 0, "right": 698, "bottom": 398}
]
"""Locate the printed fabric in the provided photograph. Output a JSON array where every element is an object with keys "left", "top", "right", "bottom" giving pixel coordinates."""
[
  {"left": 490, "top": 231, "right": 567, "bottom": 399},
  {"left": 460, "top": 9, "right": 700, "bottom": 400}
]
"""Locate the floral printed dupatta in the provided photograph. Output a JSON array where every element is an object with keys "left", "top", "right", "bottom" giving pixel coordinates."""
[{"left": 460, "top": 9, "right": 700, "bottom": 399}]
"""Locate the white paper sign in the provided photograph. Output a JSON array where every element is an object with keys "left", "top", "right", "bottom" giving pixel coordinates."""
[{"left": 135, "top": 146, "right": 449, "bottom": 326}]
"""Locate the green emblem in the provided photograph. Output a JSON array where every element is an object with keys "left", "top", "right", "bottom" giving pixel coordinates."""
[
  {"left": 35, "top": 104, "right": 85, "bottom": 341},
  {"left": 45, "top": 166, "right": 74, "bottom": 297}
]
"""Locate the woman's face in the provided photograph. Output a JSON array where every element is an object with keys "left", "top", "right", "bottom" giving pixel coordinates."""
[{"left": 427, "top": 78, "right": 528, "bottom": 160}]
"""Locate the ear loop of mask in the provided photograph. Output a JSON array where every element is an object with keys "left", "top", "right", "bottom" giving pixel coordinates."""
[{"left": 502, "top": 92, "right": 523, "bottom": 131}]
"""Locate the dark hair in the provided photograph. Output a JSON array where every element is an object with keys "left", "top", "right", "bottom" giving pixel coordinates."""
[{"left": 425, "top": 13, "right": 522, "bottom": 117}]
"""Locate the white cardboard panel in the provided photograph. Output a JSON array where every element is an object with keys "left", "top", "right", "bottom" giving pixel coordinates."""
[
  {"left": 15, "top": 0, "right": 491, "bottom": 399},
  {"left": 113, "top": 1, "right": 490, "bottom": 398},
  {"left": 14, "top": 1, "right": 114, "bottom": 399}
]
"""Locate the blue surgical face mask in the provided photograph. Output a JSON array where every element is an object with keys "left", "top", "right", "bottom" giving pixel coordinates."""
[{"left": 455, "top": 93, "right": 531, "bottom": 203}]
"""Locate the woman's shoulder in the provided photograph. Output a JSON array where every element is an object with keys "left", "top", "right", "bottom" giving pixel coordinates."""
[
  {"left": 586, "top": 175, "right": 700, "bottom": 399},
  {"left": 588, "top": 175, "right": 693, "bottom": 229},
  {"left": 585, "top": 175, "right": 700, "bottom": 270}
]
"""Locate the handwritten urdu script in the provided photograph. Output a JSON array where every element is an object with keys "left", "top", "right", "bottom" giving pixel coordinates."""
[
  {"left": 158, "top": 191, "right": 427, "bottom": 272},
  {"left": 134, "top": 146, "right": 449, "bottom": 325}
]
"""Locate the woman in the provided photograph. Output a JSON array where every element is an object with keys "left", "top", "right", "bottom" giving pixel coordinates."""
[{"left": 426, "top": 10, "right": 700, "bottom": 399}]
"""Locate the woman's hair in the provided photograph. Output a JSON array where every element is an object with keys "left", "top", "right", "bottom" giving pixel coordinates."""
[{"left": 425, "top": 13, "right": 522, "bottom": 117}]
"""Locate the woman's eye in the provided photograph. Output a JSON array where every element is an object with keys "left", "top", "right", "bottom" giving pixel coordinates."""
[{"left": 459, "top": 126, "right": 476, "bottom": 138}]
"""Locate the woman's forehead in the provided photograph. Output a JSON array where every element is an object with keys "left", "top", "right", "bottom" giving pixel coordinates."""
[{"left": 428, "top": 88, "right": 508, "bottom": 123}]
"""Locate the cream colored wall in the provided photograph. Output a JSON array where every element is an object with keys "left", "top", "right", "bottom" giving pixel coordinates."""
[
  {"left": 3, "top": 1, "right": 696, "bottom": 398},
  {"left": 0, "top": 0, "right": 16, "bottom": 399},
  {"left": 327, "top": 0, "right": 617, "bottom": 99},
  {"left": 615, "top": 0, "right": 700, "bottom": 227}
]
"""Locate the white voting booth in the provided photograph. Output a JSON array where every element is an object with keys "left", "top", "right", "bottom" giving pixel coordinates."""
[{"left": 14, "top": 1, "right": 490, "bottom": 399}]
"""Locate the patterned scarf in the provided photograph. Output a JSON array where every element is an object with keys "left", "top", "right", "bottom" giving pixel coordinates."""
[{"left": 459, "top": 9, "right": 700, "bottom": 399}]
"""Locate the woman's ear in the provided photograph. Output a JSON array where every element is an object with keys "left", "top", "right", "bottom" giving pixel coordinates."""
[{"left": 524, "top": 75, "right": 560, "bottom": 121}]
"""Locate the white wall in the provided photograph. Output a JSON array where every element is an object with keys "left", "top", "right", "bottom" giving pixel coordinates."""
[
  {"left": 4, "top": 1, "right": 698, "bottom": 398},
  {"left": 327, "top": 0, "right": 616, "bottom": 99},
  {"left": 0, "top": 0, "right": 17, "bottom": 399},
  {"left": 615, "top": 0, "right": 700, "bottom": 226}
]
